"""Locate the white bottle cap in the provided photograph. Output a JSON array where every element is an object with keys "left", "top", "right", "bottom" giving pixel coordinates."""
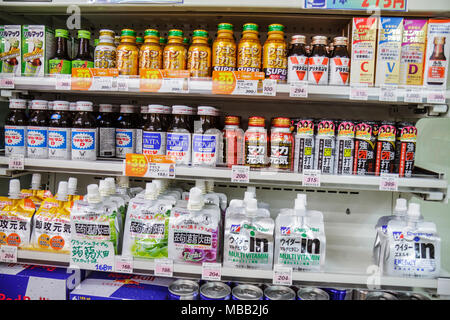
[
  {"left": 394, "top": 198, "right": 408, "bottom": 213},
  {"left": 9, "top": 179, "right": 21, "bottom": 199},
  {"left": 56, "top": 181, "right": 68, "bottom": 201},
  {"left": 31, "top": 173, "right": 41, "bottom": 190},
  {"left": 187, "top": 187, "right": 204, "bottom": 210},
  {"left": 229, "top": 199, "right": 244, "bottom": 208},
  {"left": 195, "top": 179, "right": 206, "bottom": 194},
  {"left": 294, "top": 197, "right": 306, "bottom": 211},
  {"left": 99, "top": 180, "right": 109, "bottom": 197},
  {"left": 87, "top": 184, "right": 102, "bottom": 204},
  {"left": 246, "top": 198, "right": 258, "bottom": 213},
  {"left": 105, "top": 177, "right": 116, "bottom": 195},
  {"left": 148, "top": 104, "right": 165, "bottom": 114},
  {"left": 145, "top": 182, "right": 158, "bottom": 200},
  {"left": 407, "top": 203, "right": 421, "bottom": 221},
  {"left": 247, "top": 186, "right": 256, "bottom": 195},
  {"left": 153, "top": 180, "right": 163, "bottom": 194},
  {"left": 68, "top": 177, "right": 78, "bottom": 195},
  {"left": 117, "top": 176, "right": 129, "bottom": 188},
  {"left": 205, "top": 180, "right": 214, "bottom": 193},
  {"left": 296, "top": 193, "right": 307, "bottom": 207},
  {"left": 244, "top": 191, "right": 255, "bottom": 203}
]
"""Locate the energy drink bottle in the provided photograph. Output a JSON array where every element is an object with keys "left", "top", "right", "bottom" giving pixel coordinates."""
[
  {"left": 163, "top": 29, "right": 187, "bottom": 70},
  {"left": 116, "top": 29, "right": 139, "bottom": 75},
  {"left": 308, "top": 36, "right": 329, "bottom": 85},
  {"left": 237, "top": 23, "right": 261, "bottom": 72},
  {"left": 222, "top": 116, "right": 244, "bottom": 167},
  {"left": 353, "top": 121, "right": 376, "bottom": 175},
  {"left": 269, "top": 117, "right": 294, "bottom": 171},
  {"left": 244, "top": 116, "right": 268, "bottom": 168},
  {"left": 287, "top": 35, "right": 308, "bottom": 83},
  {"left": 27, "top": 100, "right": 49, "bottom": 159},
  {"left": 115, "top": 104, "right": 136, "bottom": 158},
  {"left": 141, "top": 104, "right": 167, "bottom": 155},
  {"left": 314, "top": 120, "right": 335, "bottom": 174},
  {"left": 334, "top": 120, "right": 355, "bottom": 175},
  {"left": 328, "top": 37, "right": 350, "bottom": 86},
  {"left": 212, "top": 23, "right": 237, "bottom": 71},
  {"left": 293, "top": 119, "right": 315, "bottom": 173},
  {"left": 48, "top": 100, "right": 72, "bottom": 160},
  {"left": 71, "top": 101, "right": 97, "bottom": 161},
  {"left": 72, "top": 30, "right": 94, "bottom": 69},
  {"left": 375, "top": 121, "right": 397, "bottom": 176},
  {"left": 94, "top": 29, "right": 116, "bottom": 69},
  {"left": 187, "top": 29, "right": 211, "bottom": 78},
  {"left": 395, "top": 122, "right": 417, "bottom": 177},
  {"left": 97, "top": 104, "right": 116, "bottom": 158},
  {"left": 192, "top": 106, "right": 222, "bottom": 167},
  {"left": 166, "top": 105, "right": 192, "bottom": 165},
  {"left": 49, "top": 29, "right": 72, "bottom": 74},
  {"left": 5, "top": 98, "right": 28, "bottom": 157},
  {"left": 159, "top": 37, "right": 167, "bottom": 51},
  {"left": 263, "top": 24, "right": 288, "bottom": 82},
  {"left": 139, "top": 29, "right": 163, "bottom": 71}
]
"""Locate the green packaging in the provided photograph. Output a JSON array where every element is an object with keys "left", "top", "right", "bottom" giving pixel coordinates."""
[
  {"left": 21, "top": 25, "right": 55, "bottom": 77},
  {"left": 0, "top": 25, "right": 21, "bottom": 76}
]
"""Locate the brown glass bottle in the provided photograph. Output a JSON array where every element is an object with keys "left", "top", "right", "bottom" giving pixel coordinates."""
[
  {"left": 287, "top": 35, "right": 308, "bottom": 83},
  {"left": 308, "top": 35, "right": 329, "bottom": 85},
  {"left": 48, "top": 101, "right": 72, "bottom": 160},
  {"left": 329, "top": 36, "right": 350, "bottom": 86},
  {"left": 71, "top": 101, "right": 97, "bottom": 161},
  {"left": 72, "top": 30, "right": 94, "bottom": 69},
  {"left": 49, "top": 29, "right": 72, "bottom": 74},
  {"left": 27, "top": 100, "right": 49, "bottom": 159},
  {"left": 141, "top": 104, "right": 166, "bottom": 155},
  {"left": 427, "top": 37, "right": 447, "bottom": 86},
  {"left": 166, "top": 105, "right": 192, "bottom": 165},
  {"left": 116, "top": 105, "right": 137, "bottom": 158},
  {"left": 98, "top": 104, "right": 116, "bottom": 158},
  {"left": 5, "top": 99, "right": 28, "bottom": 157}
]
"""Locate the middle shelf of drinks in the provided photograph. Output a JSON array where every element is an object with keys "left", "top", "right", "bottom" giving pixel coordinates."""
[{"left": 0, "top": 157, "right": 447, "bottom": 200}]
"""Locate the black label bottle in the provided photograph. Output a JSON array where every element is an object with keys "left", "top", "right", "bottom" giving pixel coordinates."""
[
  {"left": 98, "top": 104, "right": 116, "bottom": 158},
  {"left": 116, "top": 104, "right": 136, "bottom": 158}
]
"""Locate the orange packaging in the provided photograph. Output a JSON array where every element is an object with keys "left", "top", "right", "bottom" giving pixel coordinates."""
[{"left": 424, "top": 19, "right": 450, "bottom": 89}]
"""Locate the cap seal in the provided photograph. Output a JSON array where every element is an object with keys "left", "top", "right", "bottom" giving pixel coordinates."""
[
  {"left": 77, "top": 30, "right": 91, "bottom": 40},
  {"left": 248, "top": 116, "right": 265, "bottom": 127},
  {"left": 121, "top": 29, "right": 137, "bottom": 37},
  {"left": 272, "top": 117, "right": 290, "bottom": 128},
  {"left": 53, "top": 100, "right": 70, "bottom": 111},
  {"left": 218, "top": 23, "right": 234, "bottom": 31},
  {"left": 55, "top": 29, "right": 69, "bottom": 39},
  {"left": 197, "top": 106, "right": 217, "bottom": 116},
  {"left": 243, "top": 23, "right": 259, "bottom": 32},
  {"left": 225, "top": 115, "right": 240, "bottom": 125},
  {"left": 168, "top": 29, "right": 184, "bottom": 38},
  {"left": 145, "top": 29, "right": 160, "bottom": 37},
  {"left": 193, "top": 30, "right": 209, "bottom": 38},
  {"left": 9, "top": 99, "right": 27, "bottom": 109},
  {"left": 30, "top": 100, "right": 48, "bottom": 110},
  {"left": 99, "top": 104, "right": 113, "bottom": 113},
  {"left": 76, "top": 101, "right": 93, "bottom": 111},
  {"left": 120, "top": 104, "right": 135, "bottom": 113},
  {"left": 268, "top": 24, "right": 285, "bottom": 32}
]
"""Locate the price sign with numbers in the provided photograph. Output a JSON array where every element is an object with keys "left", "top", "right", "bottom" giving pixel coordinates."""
[
  {"left": 231, "top": 165, "right": 250, "bottom": 183},
  {"left": 305, "top": 0, "right": 407, "bottom": 11},
  {"left": 404, "top": 86, "right": 423, "bottom": 103},
  {"left": 55, "top": 74, "right": 72, "bottom": 90},
  {"left": 71, "top": 68, "right": 118, "bottom": 91},
  {"left": 124, "top": 154, "right": 176, "bottom": 178},
  {"left": 427, "top": 90, "right": 446, "bottom": 104},
  {"left": 379, "top": 85, "right": 398, "bottom": 102},
  {"left": 212, "top": 71, "right": 265, "bottom": 95},
  {"left": 8, "top": 154, "right": 24, "bottom": 170},
  {"left": 302, "top": 169, "right": 321, "bottom": 187},
  {"left": 154, "top": 258, "right": 174, "bottom": 277},
  {"left": 115, "top": 256, "right": 133, "bottom": 274},
  {"left": 350, "top": 84, "right": 369, "bottom": 100},
  {"left": 379, "top": 173, "right": 399, "bottom": 191},
  {"left": 202, "top": 262, "right": 221, "bottom": 281},
  {"left": 0, "top": 245, "right": 17, "bottom": 263},
  {"left": 140, "top": 69, "right": 189, "bottom": 93},
  {"left": 117, "top": 75, "right": 129, "bottom": 91},
  {"left": 289, "top": 81, "right": 308, "bottom": 98},
  {"left": 70, "top": 238, "right": 115, "bottom": 272},
  {"left": 262, "top": 79, "right": 277, "bottom": 96},
  {"left": 0, "top": 76, "right": 14, "bottom": 89},
  {"left": 273, "top": 264, "right": 292, "bottom": 286}
]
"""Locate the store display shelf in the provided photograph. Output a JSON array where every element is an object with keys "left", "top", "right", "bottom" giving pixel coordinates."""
[
  {"left": 15, "top": 248, "right": 447, "bottom": 292},
  {"left": 0, "top": 156, "right": 447, "bottom": 199},
  {"left": 4, "top": 76, "right": 449, "bottom": 107}
]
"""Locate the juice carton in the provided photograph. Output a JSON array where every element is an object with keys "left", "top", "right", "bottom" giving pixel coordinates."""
[
  {"left": 424, "top": 19, "right": 450, "bottom": 89},
  {"left": 375, "top": 17, "right": 403, "bottom": 86},
  {"left": 350, "top": 17, "right": 378, "bottom": 86},
  {"left": 21, "top": 25, "right": 55, "bottom": 77},
  {"left": 0, "top": 25, "right": 21, "bottom": 76},
  {"left": 399, "top": 20, "right": 428, "bottom": 86}
]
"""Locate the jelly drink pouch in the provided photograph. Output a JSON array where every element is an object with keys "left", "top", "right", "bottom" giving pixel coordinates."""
[
  {"left": 205, "top": 180, "right": 228, "bottom": 212},
  {"left": 168, "top": 187, "right": 220, "bottom": 264},
  {"left": 274, "top": 194, "right": 325, "bottom": 271},
  {"left": 224, "top": 198, "right": 274, "bottom": 270},
  {"left": 71, "top": 184, "right": 121, "bottom": 254},
  {"left": 20, "top": 173, "right": 53, "bottom": 208},
  {"left": 67, "top": 177, "right": 84, "bottom": 202},
  {"left": 382, "top": 203, "right": 440, "bottom": 278}
]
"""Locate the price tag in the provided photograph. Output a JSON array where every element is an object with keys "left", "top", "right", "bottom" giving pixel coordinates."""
[
  {"left": 117, "top": 76, "right": 129, "bottom": 91},
  {"left": 404, "top": 86, "right": 423, "bottom": 103},
  {"left": 302, "top": 169, "right": 321, "bottom": 187},
  {"left": 231, "top": 165, "right": 250, "bottom": 183},
  {"left": 163, "top": 77, "right": 189, "bottom": 93},
  {"left": 115, "top": 256, "right": 133, "bottom": 274},
  {"left": 0, "top": 245, "right": 17, "bottom": 263},
  {"left": 0, "top": 76, "right": 14, "bottom": 89},
  {"left": 8, "top": 154, "right": 24, "bottom": 170},
  {"left": 379, "top": 173, "right": 399, "bottom": 191},
  {"left": 350, "top": 84, "right": 369, "bottom": 100},
  {"left": 148, "top": 162, "right": 176, "bottom": 178},
  {"left": 70, "top": 238, "right": 115, "bottom": 272},
  {"left": 91, "top": 76, "right": 113, "bottom": 91},
  {"left": 426, "top": 90, "right": 446, "bottom": 104},
  {"left": 273, "top": 264, "right": 292, "bottom": 286},
  {"left": 201, "top": 262, "right": 221, "bottom": 281},
  {"left": 262, "top": 79, "right": 277, "bottom": 96},
  {"left": 379, "top": 85, "right": 398, "bottom": 102},
  {"left": 235, "top": 79, "right": 258, "bottom": 95},
  {"left": 55, "top": 74, "right": 72, "bottom": 90},
  {"left": 154, "top": 258, "right": 174, "bottom": 277},
  {"left": 124, "top": 154, "right": 176, "bottom": 178},
  {"left": 212, "top": 71, "right": 265, "bottom": 95},
  {"left": 289, "top": 81, "right": 308, "bottom": 98}
]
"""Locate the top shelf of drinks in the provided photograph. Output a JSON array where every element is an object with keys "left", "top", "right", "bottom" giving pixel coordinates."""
[{"left": 0, "top": 17, "right": 449, "bottom": 98}]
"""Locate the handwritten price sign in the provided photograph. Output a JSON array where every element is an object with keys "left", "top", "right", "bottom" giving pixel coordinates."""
[
  {"left": 154, "top": 258, "right": 174, "bottom": 277},
  {"left": 273, "top": 264, "right": 293, "bottom": 286},
  {"left": 202, "top": 262, "right": 222, "bottom": 281},
  {"left": 70, "top": 238, "right": 115, "bottom": 272}
]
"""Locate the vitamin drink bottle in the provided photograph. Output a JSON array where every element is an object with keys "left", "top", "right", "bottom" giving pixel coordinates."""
[
  {"left": 160, "top": 37, "right": 167, "bottom": 51},
  {"left": 116, "top": 29, "right": 139, "bottom": 75},
  {"left": 141, "top": 104, "right": 167, "bottom": 155},
  {"left": 353, "top": 121, "right": 375, "bottom": 175},
  {"left": 269, "top": 117, "right": 294, "bottom": 171},
  {"left": 94, "top": 29, "right": 117, "bottom": 69},
  {"left": 308, "top": 36, "right": 329, "bottom": 85},
  {"left": 394, "top": 122, "right": 417, "bottom": 177},
  {"left": 49, "top": 29, "right": 72, "bottom": 74},
  {"left": 237, "top": 23, "right": 262, "bottom": 72},
  {"left": 222, "top": 116, "right": 244, "bottom": 167},
  {"left": 329, "top": 37, "right": 350, "bottom": 86},
  {"left": 136, "top": 36, "right": 143, "bottom": 50},
  {"left": 71, "top": 101, "right": 97, "bottom": 161},
  {"left": 135, "top": 105, "right": 148, "bottom": 154},
  {"left": 293, "top": 119, "right": 315, "bottom": 173},
  {"left": 244, "top": 116, "right": 268, "bottom": 168},
  {"left": 48, "top": 100, "right": 72, "bottom": 160},
  {"left": 27, "top": 100, "right": 49, "bottom": 159},
  {"left": 287, "top": 35, "right": 308, "bottom": 83},
  {"left": 72, "top": 30, "right": 94, "bottom": 69},
  {"left": 213, "top": 23, "right": 237, "bottom": 71},
  {"left": 166, "top": 105, "right": 192, "bottom": 165},
  {"left": 97, "top": 104, "right": 116, "bottom": 158},
  {"left": 333, "top": 120, "right": 355, "bottom": 175},
  {"left": 314, "top": 120, "right": 335, "bottom": 174},
  {"left": 192, "top": 106, "right": 222, "bottom": 167},
  {"left": 116, "top": 104, "right": 136, "bottom": 158},
  {"left": 139, "top": 29, "right": 163, "bottom": 71},
  {"left": 375, "top": 121, "right": 397, "bottom": 176},
  {"left": 5, "top": 98, "right": 28, "bottom": 157},
  {"left": 263, "top": 24, "right": 288, "bottom": 82},
  {"left": 188, "top": 30, "right": 212, "bottom": 78},
  {"left": 427, "top": 36, "right": 447, "bottom": 86},
  {"left": 163, "top": 29, "right": 187, "bottom": 70},
  {"left": 162, "top": 105, "right": 172, "bottom": 131}
]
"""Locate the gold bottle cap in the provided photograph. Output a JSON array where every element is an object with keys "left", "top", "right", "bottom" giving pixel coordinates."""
[
  {"left": 311, "top": 35, "right": 328, "bottom": 45},
  {"left": 225, "top": 116, "right": 241, "bottom": 125},
  {"left": 248, "top": 116, "right": 265, "bottom": 127},
  {"left": 272, "top": 117, "right": 290, "bottom": 128},
  {"left": 291, "top": 35, "right": 306, "bottom": 45},
  {"left": 333, "top": 36, "right": 348, "bottom": 46}
]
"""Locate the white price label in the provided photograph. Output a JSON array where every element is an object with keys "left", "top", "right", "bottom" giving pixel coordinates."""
[
  {"left": 55, "top": 74, "right": 72, "bottom": 90},
  {"left": 262, "top": 79, "right": 277, "bottom": 96},
  {"left": 70, "top": 238, "right": 115, "bottom": 272},
  {"left": 231, "top": 165, "right": 250, "bottom": 183},
  {"left": 117, "top": 76, "right": 129, "bottom": 91},
  {"left": 273, "top": 264, "right": 292, "bottom": 286},
  {"left": 161, "top": 78, "right": 189, "bottom": 93},
  {"left": 148, "top": 162, "right": 176, "bottom": 179},
  {"left": 154, "top": 258, "right": 174, "bottom": 277},
  {"left": 0, "top": 76, "right": 14, "bottom": 89},
  {"left": 8, "top": 154, "right": 24, "bottom": 170},
  {"left": 91, "top": 76, "right": 113, "bottom": 91},
  {"left": 350, "top": 84, "right": 369, "bottom": 100},
  {"left": 201, "top": 262, "right": 222, "bottom": 281},
  {"left": 426, "top": 90, "right": 446, "bottom": 104},
  {"left": 379, "top": 85, "right": 398, "bottom": 102},
  {"left": 289, "top": 81, "right": 308, "bottom": 98},
  {"left": 115, "top": 256, "right": 133, "bottom": 274},
  {"left": 235, "top": 79, "right": 258, "bottom": 95},
  {"left": 379, "top": 173, "right": 399, "bottom": 191},
  {"left": 404, "top": 87, "right": 423, "bottom": 103},
  {"left": 302, "top": 169, "right": 321, "bottom": 187},
  {"left": 0, "top": 245, "right": 17, "bottom": 263}
]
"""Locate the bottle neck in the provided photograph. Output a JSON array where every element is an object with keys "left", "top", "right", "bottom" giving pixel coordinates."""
[
  {"left": 168, "top": 37, "right": 183, "bottom": 44},
  {"left": 332, "top": 45, "right": 348, "bottom": 58},
  {"left": 216, "top": 31, "right": 234, "bottom": 41},
  {"left": 77, "top": 39, "right": 91, "bottom": 59},
  {"left": 431, "top": 44, "right": 446, "bottom": 60},
  {"left": 312, "top": 44, "right": 327, "bottom": 56},
  {"left": 241, "top": 32, "right": 259, "bottom": 41},
  {"left": 144, "top": 36, "right": 159, "bottom": 44},
  {"left": 120, "top": 36, "right": 136, "bottom": 45},
  {"left": 55, "top": 37, "right": 69, "bottom": 59},
  {"left": 192, "top": 37, "right": 208, "bottom": 45}
]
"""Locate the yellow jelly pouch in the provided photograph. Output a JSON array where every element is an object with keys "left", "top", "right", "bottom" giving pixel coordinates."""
[{"left": 0, "top": 198, "right": 35, "bottom": 248}]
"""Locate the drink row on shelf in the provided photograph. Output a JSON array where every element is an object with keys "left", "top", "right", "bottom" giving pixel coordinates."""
[
  {"left": 4, "top": 98, "right": 417, "bottom": 177},
  {"left": 1, "top": 18, "right": 449, "bottom": 87},
  {"left": 0, "top": 174, "right": 440, "bottom": 280}
]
